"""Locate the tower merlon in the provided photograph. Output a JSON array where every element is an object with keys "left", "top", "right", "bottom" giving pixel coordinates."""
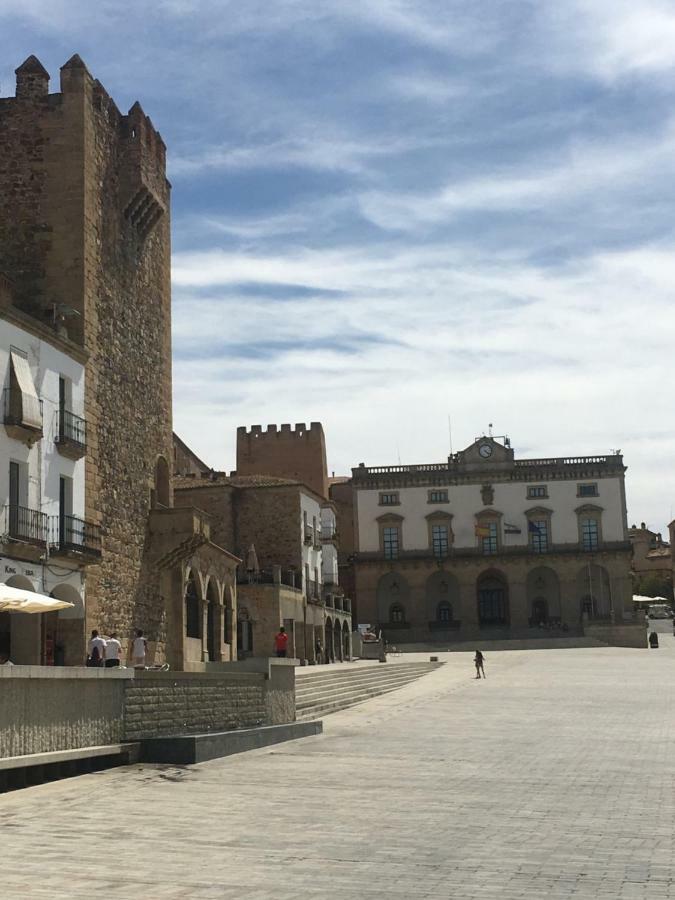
[{"left": 15, "top": 55, "right": 50, "bottom": 100}]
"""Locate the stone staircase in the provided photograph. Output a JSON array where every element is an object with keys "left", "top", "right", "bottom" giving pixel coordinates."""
[{"left": 295, "top": 661, "right": 442, "bottom": 721}]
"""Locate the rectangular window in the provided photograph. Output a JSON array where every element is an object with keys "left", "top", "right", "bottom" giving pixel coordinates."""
[
  {"left": 428, "top": 490, "right": 448, "bottom": 503},
  {"left": 527, "top": 486, "right": 548, "bottom": 499},
  {"left": 581, "top": 518, "right": 599, "bottom": 551},
  {"left": 431, "top": 524, "right": 449, "bottom": 558},
  {"left": 379, "top": 492, "right": 400, "bottom": 506},
  {"left": 529, "top": 519, "right": 549, "bottom": 553},
  {"left": 578, "top": 483, "right": 598, "bottom": 497},
  {"left": 482, "top": 522, "right": 498, "bottom": 555},
  {"left": 383, "top": 526, "right": 400, "bottom": 559}
]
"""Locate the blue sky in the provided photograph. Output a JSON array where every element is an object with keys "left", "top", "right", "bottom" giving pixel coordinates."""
[{"left": 1, "top": 1, "right": 674, "bottom": 532}]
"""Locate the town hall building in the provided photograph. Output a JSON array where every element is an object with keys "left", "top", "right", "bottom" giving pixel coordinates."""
[{"left": 351, "top": 435, "right": 633, "bottom": 643}]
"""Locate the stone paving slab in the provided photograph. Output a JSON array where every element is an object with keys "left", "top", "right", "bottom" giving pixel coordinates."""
[{"left": 2, "top": 643, "right": 675, "bottom": 897}]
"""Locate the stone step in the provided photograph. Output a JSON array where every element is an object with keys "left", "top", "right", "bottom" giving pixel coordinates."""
[
  {"left": 296, "top": 663, "right": 442, "bottom": 719},
  {"left": 297, "top": 676, "right": 429, "bottom": 713},
  {"left": 297, "top": 679, "right": 426, "bottom": 720},
  {"left": 295, "top": 673, "right": 426, "bottom": 709},
  {"left": 296, "top": 662, "right": 439, "bottom": 689},
  {"left": 296, "top": 667, "right": 437, "bottom": 703},
  {"left": 296, "top": 669, "right": 439, "bottom": 701}
]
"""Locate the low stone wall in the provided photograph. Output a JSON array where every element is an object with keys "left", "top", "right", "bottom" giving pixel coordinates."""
[
  {"left": 1, "top": 660, "right": 298, "bottom": 760},
  {"left": 585, "top": 623, "right": 647, "bottom": 649},
  {"left": 0, "top": 666, "right": 132, "bottom": 758},
  {"left": 124, "top": 671, "right": 267, "bottom": 740}
]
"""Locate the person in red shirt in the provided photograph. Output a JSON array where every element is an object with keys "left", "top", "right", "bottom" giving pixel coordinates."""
[{"left": 274, "top": 626, "right": 289, "bottom": 658}]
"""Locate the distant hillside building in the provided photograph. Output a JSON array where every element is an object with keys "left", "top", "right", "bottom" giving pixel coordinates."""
[{"left": 351, "top": 436, "right": 635, "bottom": 643}]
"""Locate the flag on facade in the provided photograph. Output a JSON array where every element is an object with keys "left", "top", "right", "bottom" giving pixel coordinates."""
[{"left": 475, "top": 525, "right": 491, "bottom": 537}]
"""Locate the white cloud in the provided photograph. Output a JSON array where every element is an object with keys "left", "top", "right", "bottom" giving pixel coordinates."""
[
  {"left": 538, "top": 0, "right": 675, "bottom": 80},
  {"left": 173, "top": 238, "right": 675, "bottom": 530}
]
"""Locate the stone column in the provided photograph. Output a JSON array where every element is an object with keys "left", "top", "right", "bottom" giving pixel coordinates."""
[{"left": 200, "top": 597, "right": 208, "bottom": 661}]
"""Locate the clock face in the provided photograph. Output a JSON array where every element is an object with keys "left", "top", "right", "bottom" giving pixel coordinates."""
[{"left": 479, "top": 443, "right": 493, "bottom": 459}]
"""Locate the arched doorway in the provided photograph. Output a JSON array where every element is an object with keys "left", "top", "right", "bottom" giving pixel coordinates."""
[
  {"left": 527, "top": 567, "right": 561, "bottom": 626},
  {"left": 477, "top": 570, "right": 509, "bottom": 627},
  {"left": 51, "top": 583, "right": 84, "bottom": 667},
  {"left": 325, "top": 617, "right": 334, "bottom": 661},
  {"left": 376, "top": 573, "right": 409, "bottom": 625},
  {"left": 342, "top": 621, "right": 350, "bottom": 660},
  {"left": 577, "top": 564, "right": 611, "bottom": 620},
  {"left": 237, "top": 606, "right": 253, "bottom": 657},
  {"left": 426, "top": 571, "right": 459, "bottom": 626},
  {"left": 185, "top": 571, "right": 201, "bottom": 640},
  {"left": 3, "top": 575, "right": 40, "bottom": 665},
  {"left": 206, "top": 579, "right": 219, "bottom": 661},
  {"left": 334, "top": 620, "right": 343, "bottom": 661}
]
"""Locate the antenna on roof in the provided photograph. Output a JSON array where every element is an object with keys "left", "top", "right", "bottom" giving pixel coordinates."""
[
  {"left": 448, "top": 414, "right": 453, "bottom": 456},
  {"left": 488, "top": 423, "right": 493, "bottom": 437}
]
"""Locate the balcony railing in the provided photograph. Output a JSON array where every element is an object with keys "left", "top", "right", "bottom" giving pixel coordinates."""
[
  {"left": 236, "top": 567, "right": 300, "bottom": 589},
  {"left": 321, "top": 525, "right": 338, "bottom": 541},
  {"left": 304, "top": 525, "right": 314, "bottom": 545},
  {"left": 55, "top": 408, "right": 86, "bottom": 452},
  {"left": 3, "top": 504, "right": 49, "bottom": 545},
  {"left": 51, "top": 515, "right": 101, "bottom": 556}
]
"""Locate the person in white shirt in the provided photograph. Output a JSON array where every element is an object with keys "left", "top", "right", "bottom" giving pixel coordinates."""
[
  {"left": 104, "top": 632, "right": 122, "bottom": 668},
  {"left": 131, "top": 629, "right": 147, "bottom": 669},
  {"left": 87, "top": 630, "right": 106, "bottom": 668}
]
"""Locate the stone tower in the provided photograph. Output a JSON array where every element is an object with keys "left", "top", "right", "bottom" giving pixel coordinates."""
[
  {"left": 0, "top": 56, "right": 173, "bottom": 649},
  {"left": 236, "top": 423, "right": 329, "bottom": 499}
]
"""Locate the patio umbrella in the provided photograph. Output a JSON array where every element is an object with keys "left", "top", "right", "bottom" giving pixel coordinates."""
[{"left": 0, "top": 583, "right": 74, "bottom": 614}]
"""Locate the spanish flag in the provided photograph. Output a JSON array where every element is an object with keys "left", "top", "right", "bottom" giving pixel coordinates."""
[{"left": 475, "top": 525, "right": 491, "bottom": 538}]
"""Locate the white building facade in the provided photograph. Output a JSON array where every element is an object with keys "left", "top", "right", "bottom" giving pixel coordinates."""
[
  {"left": 352, "top": 436, "right": 633, "bottom": 642},
  {"left": 0, "top": 304, "right": 100, "bottom": 665}
]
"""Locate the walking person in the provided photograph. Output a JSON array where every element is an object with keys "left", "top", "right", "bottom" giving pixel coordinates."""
[
  {"left": 104, "top": 632, "right": 122, "bottom": 668},
  {"left": 87, "top": 629, "right": 106, "bottom": 668},
  {"left": 315, "top": 638, "right": 323, "bottom": 665},
  {"left": 474, "top": 649, "right": 486, "bottom": 679},
  {"left": 274, "top": 626, "right": 289, "bottom": 658},
  {"left": 131, "top": 629, "right": 147, "bottom": 668}
]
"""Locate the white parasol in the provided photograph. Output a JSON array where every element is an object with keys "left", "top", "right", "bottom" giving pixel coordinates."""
[{"left": 0, "top": 583, "right": 74, "bottom": 614}]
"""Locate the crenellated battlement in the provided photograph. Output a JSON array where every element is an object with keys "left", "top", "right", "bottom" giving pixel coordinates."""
[
  {"left": 1, "top": 55, "right": 167, "bottom": 171},
  {"left": 236, "top": 422, "right": 329, "bottom": 498},
  {"left": 238, "top": 422, "right": 323, "bottom": 439}
]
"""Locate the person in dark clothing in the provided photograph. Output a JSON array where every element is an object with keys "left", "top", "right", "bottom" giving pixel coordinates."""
[{"left": 474, "top": 650, "right": 486, "bottom": 678}]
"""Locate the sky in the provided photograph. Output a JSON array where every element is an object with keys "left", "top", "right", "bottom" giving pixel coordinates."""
[{"left": 1, "top": 1, "right": 674, "bottom": 533}]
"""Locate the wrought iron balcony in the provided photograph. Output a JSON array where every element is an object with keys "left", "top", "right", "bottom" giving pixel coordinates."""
[
  {"left": 51, "top": 514, "right": 101, "bottom": 558},
  {"left": 304, "top": 525, "right": 314, "bottom": 545},
  {"left": 55, "top": 408, "right": 86, "bottom": 459},
  {"left": 3, "top": 504, "right": 49, "bottom": 545}
]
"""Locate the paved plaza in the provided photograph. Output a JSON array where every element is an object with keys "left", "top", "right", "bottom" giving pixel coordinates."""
[{"left": 2, "top": 641, "right": 675, "bottom": 898}]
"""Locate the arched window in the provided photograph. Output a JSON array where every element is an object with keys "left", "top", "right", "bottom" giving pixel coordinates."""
[
  {"left": 390, "top": 603, "right": 405, "bottom": 624},
  {"left": 185, "top": 572, "right": 201, "bottom": 638},
  {"left": 437, "top": 601, "right": 452, "bottom": 623}
]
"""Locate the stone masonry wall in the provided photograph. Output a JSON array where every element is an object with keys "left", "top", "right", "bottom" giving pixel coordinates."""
[
  {"left": 0, "top": 668, "right": 129, "bottom": 758},
  {"left": 234, "top": 486, "right": 302, "bottom": 570},
  {"left": 0, "top": 58, "right": 173, "bottom": 658},
  {"left": 174, "top": 484, "right": 236, "bottom": 552},
  {"left": 236, "top": 423, "right": 328, "bottom": 499},
  {"left": 123, "top": 672, "right": 267, "bottom": 739}
]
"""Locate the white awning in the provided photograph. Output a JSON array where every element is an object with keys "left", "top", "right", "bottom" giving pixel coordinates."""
[{"left": 10, "top": 351, "right": 42, "bottom": 430}]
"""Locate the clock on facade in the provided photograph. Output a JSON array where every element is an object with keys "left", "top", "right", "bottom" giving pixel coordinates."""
[{"left": 479, "top": 443, "right": 493, "bottom": 459}]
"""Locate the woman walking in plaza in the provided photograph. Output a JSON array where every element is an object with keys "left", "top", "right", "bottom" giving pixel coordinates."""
[{"left": 474, "top": 650, "right": 486, "bottom": 679}]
